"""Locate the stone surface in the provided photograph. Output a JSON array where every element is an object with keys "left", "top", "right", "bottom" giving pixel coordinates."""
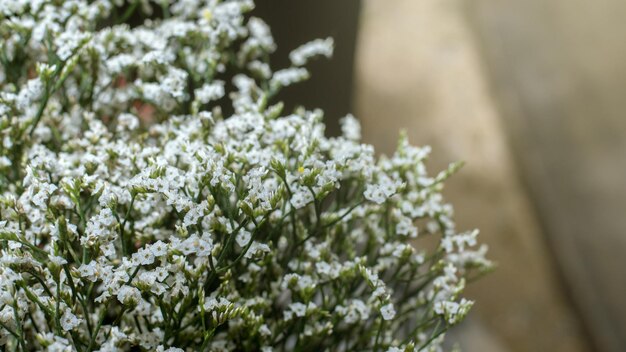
[
  {"left": 466, "top": 1, "right": 626, "bottom": 351},
  {"left": 354, "top": 0, "right": 591, "bottom": 351}
]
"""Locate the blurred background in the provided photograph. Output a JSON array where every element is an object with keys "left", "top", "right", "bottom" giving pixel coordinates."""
[{"left": 255, "top": 0, "right": 626, "bottom": 351}]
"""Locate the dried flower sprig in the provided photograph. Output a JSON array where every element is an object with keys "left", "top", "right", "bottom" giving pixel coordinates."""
[{"left": 0, "top": 1, "right": 491, "bottom": 351}]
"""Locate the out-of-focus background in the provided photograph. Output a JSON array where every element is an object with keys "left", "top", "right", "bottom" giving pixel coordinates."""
[{"left": 255, "top": 0, "right": 626, "bottom": 351}]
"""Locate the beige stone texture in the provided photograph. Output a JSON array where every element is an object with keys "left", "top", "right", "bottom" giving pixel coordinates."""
[{"left": 467, "top": 1, "right": 626, "bottom": 351}]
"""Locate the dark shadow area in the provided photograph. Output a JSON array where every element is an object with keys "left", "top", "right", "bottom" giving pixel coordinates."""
[{"left": 253, "top": 0, "right": 361, "bottom": 136}]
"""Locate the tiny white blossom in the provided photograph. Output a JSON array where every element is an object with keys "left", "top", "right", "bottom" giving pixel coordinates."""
[
  {"left": 156, "top": 347, "right": 184, "bottom": 352},
  {"left": 49, "top": 255, "right": 67, "bottom": 266},
  {"left": 259, "top": 324, "right": 271, "bottom": 336},
  {"left": 117, "top": 285, "right": 142, "bottom": 306},
  {"left": 340, "top": 114, "right": 361, "bottom": 141},
  {"left": 289, "top": 302, "right": 307, "bottom": 317},
  {"left": 236, "top": 229, "right": 252, "bottom": 247},
  {"left": 133, "top": 247, "right": 155, "bottom": 266},
  {"left": 289, "top": 37, "right": 334, "bottom": 66},
  {"left": 61, "top": 309, "right": 82, "bottom": 332},
  {"left": 244, "top": 241, "right": 270, "bottom": 259},
  {"left": 271, "top": 68, "right": 309, "bottom": 90},
  {"left": 54, "top": 31, "right": 89, "bottom": 60},
  {"left": 381, "top": 303, "right": 396, "bottom": 321},
  {"left": 150, "top": 240, "right": 168, "bottom": 257},
  {"left": 195, "top": 82, "right": 225, "bottom": 104}
]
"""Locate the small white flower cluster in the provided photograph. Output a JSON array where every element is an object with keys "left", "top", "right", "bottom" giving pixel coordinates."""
[
  {"left": 289, "top": 37, "right": 334, "bottom": 66},
  {"left": 0, "top": 1, "right": 491, "bottom": 351}
]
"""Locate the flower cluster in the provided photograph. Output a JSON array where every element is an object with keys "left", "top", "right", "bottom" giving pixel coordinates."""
[{"left": 0, "top": 1, "right": 491, "bottom": 351}]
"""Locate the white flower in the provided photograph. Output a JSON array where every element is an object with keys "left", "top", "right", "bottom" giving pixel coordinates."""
[
  {"left": 248, "top": 60, "right": 271, "bottom": 79},
  {"left": 133, "top": 247, "right": 155, "bottom": 266},
  {"left": 142, "top": 50, "right": 175, "bottom": 65},
  {"left": 337, "top": 299, "right": 371, "bottom": 324},
  {"left": 434, "top": 298, "right": 474, "bottom": 325},
  {"left": 364, "top": 174, "right": 403, "bottom": 204},
  {"left": 395, "top": 215, "right": 418, "bottom": 238},
  {"left": 117, "top": 285, "right": 142, "bottom": 306},
  {"left": 37, "top": 333, "right": 72, "bottom": 352},
  {"left": 183, "top": 201, "right": 207, "bottom": 228},
  {"left": 195, "top": 82, "right": 225, "bottom": 104},
  {"left": 364, "top": 184, "right": 386, "bottom": 204},
  {"left": 340, "top": 114, "right": 361, "bottom": 141},
  {"left": 116, "top": 113, "right": 140, "bottom": 132},
  {"left": 178, "top": 235, "right": 200, "bottom": 255},
  {"left": 156, "top": 347, "right": 184, "bottom": 352},
  {"left": 441, "top": 230, "right": 479, "bottom": 253},
  {"left": 244, "top": 241, "right": 270, "bottom": 259},
  {"left": 290, "top": 186, "right": 314, "bottom": 209},
  {"left": 150, "top": 240, "right": 168, "bottom": 257},
  {"left": 380, "top": 303, "right": 396, "bottom": 321},
  {"left": 161, "top": 67, "right": 188, "bottom": 99},
  {"left": 259, "top": 324, "right": 271, "bottom": 336},
  {"left": 155, "top": 267, "right": 169, "bottom": 282},
  {"left": 0, "top": 156, "right": 11, "bottom": 168},
  {"left": 78, "top": 261, "right": 98, "bottom": 281},
  {"left": 236, "top": 229, "right": 252, "bottom": 247},
  {"left": 289, "top": 37, "right": 334, "bottom": 66},
  {"left": 61, "top": 309, "right": 82, "bottom": 332},
  {"left": 247, "top": 17, "right": 275, "bottom": 52},
  {"left": 107, "top": 54, "right": 135, "bottom": 74},
  {"left": 16, "top": 78, "right": 44, "bottom": 109},
  {"left": 203, "top": 297, "right": 231, "bottom": 311},
  {"left": 289, "top": 302, "right": 307, "bottom": 317},
  {"left": 196, "top": 236, "right": 214, "bottom": 257},
  {"left": 54, "top": 30, "right": 89, "bottom": 60},
  {"left": 49, "top": 255, "right": 67, "bottom": 266},
  {"left": 352, "top": 300, "right": 371, "bottom": 321},
  {"left": 270, "top": 68, "right": 309, "bottom": 90}
]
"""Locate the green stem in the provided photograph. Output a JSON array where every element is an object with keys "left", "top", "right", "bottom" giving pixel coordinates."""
[
  {"left": 199, "top": 328, "right": 216, "bottom": 351},
  {"left": 12, "top": 298, "right": 26, "bottom": 351},
  {"left": 20, "top": 283, "right": 54, "bottom": 318},
  {"left": 374, "top": 318, "right": 384, "bottom": 351},
  {"left": 54, "top": 276, "right": 62, "bottom": 335},
  {"left": 0, "top": 320, "right": 20, "bottom": 339},
  {"left": 418, "top": 319, "right": 446, "bottom": 351},
  {"left": 28, "top": 81, "right": 51, "bottom": 138},
  {"left": 28, "top": 60, "right": 71, "bottom": 137},
  {"left": 120, "top": 193, "right": 137, "bottom": 255},
  {"left": 87, "top": 309, "right": 106, "bottom": 351},
  {"left": 117, "top": 0, "right": 141, "bottom": 25}
]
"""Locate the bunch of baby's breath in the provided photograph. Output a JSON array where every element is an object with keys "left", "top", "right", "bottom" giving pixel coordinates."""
[{"left": 0, "top": 1, "right": 491, "bottom": 351}]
